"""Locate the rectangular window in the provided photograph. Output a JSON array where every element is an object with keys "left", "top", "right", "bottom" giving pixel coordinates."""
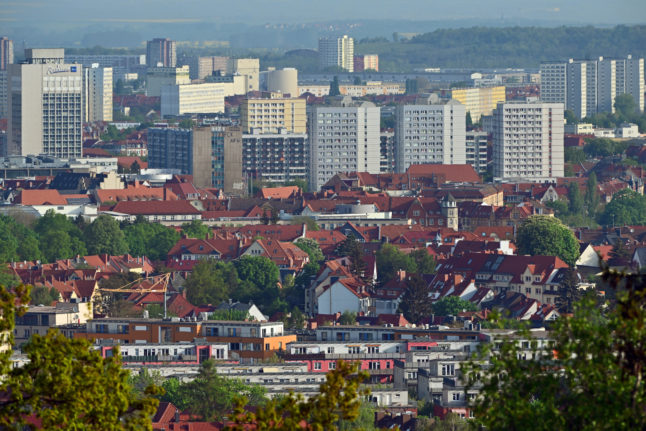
[{"left": 314, "top": 362, "right": 322, "bottom": 370}]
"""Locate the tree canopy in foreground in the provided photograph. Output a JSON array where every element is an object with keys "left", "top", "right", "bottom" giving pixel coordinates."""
[
  {"left": 0, "top": 284, "right": 160, "bottom": 430},
  {"left": 465, "top": 267, "right": 646, "bottom": 430}
]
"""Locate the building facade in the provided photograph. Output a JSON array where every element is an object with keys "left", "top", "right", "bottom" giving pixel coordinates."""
[
  {"left": 186, "top": 55, "right": 228, "bottom": 80},
  {"left": 83, "top": 65, "right": 113, "bottom": 122},
  {"left": 380, "top": 131, "right": 396, "bottom": 173},
  {"left": 65, "top": 54, "right": 145, "bottom": 82},
  {"left": 541, "top": 56, "right": 645, "bottom": 118},
  {"left": 0, "top": 37, "right": 12, "bottom": 118},
  {"left": 319, "top": 35, "right": 354, "bottom": 72},
  {"left": 308, "top": 102, "right": 380, "bottom": 191},
  {"left": 266, "top": 68, "right": 298, "bottom": 97},
  {"left": 8, "top": 49, "right": 83, "bottom": 158},
  {"left": 395, "top": 100, "right": 467, "bottom": 173},
  {"left": 148, "top": 126, "right": 243, "bottom": 194},
  {"left": 493, "top": 101, "right": 564, "bottom": 181},
  {"left": 465, "top": 131, "right": 489, "bottom": 174},
  {"left": 146, "top": 38, "right": 176, "bottom": 67},
  {"left": 160, "top": 83, "right": 225, "bottom": 117},
  {"left": 450, "top": 86, "right": 505, "bottom": 122},
  {"left": 353, "top": 54, "right": 379, "bottom": 72},
  {"left": 240, "top": 97, "right": 306, "bottom": 134},
  {"left": 226, "top": 58, "right": 259, "bottom": 93},
  {"left": 242, "top": 132, "right": 308, "bottom": 185},
  {"left": 146, "top": 66, "right": 190, "bottom": 97}
]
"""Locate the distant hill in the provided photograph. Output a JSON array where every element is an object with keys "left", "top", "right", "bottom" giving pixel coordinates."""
[{"left": 356, "top": 25, "right": 646, "bottom": 70}]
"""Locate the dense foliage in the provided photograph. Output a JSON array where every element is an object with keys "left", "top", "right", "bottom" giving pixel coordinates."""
[
  {"left": 376, "top": 244, "right": 437, "bottom": 283},
  {"left": 356, "top": 25, "right": 646, "bottom": 70},
  {"left": 432, "top": 296, "right": 478, "bottom": 316},
  {"left": 225, "top": 360, "right": 369, "bottom": 431},
  {"left": 515, "top": 215, "right": 580, "bottom": 266},
  {"left": 599, "top": 188, "right": 646, "bottom": 226},
  {"left": 184, "top": 255, "right": 287, "bottom": 315},
  {"left": 0, "top": 284, "right": 159, "bottom": 430},
  {"left": 465, "top": 267, "right": 646, "bottom": 430},
  {"left": 0, "top": 211, "right": 181, "bottom": 264}
]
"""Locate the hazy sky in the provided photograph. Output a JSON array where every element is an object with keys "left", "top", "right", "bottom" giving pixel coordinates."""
[{"left": 2, "top": 0, "right": 645, "bottom": 27}]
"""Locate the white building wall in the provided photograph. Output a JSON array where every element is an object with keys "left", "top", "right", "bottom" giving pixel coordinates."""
[
  {"left": 493, "top": 101, "right": 564, "bottom": 181},
  {"left": 316, "top": 281, "right": 364, "bottom": 315},
  {"left": 308, "top": 103, "right": 380, "bottom": 191},
  {"left": 84, "top": 66, "right": 113, "bottom": 122},
  {"left": 395, "top": 101, "right": 466, "bottom": 173},
  {"left": 161, "top": 83, "right": 225, "bottom": 117}
]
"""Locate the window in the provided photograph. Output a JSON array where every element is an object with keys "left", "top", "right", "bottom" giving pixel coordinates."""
[
  {"left": 367, "top": 346, "right": 380, "bottom": 354},
  {"left": 452, "top": 392, "right": 461, "bottom": 401},
  {"left": 369, "top": 361, "right": 381, "bottom": 370},
  {"left": 314, "top": 362, "right": 322, "bottom": 370},
  {"left": 327, "top": 347, "right": 335, "bottom": 354},
  {"left": 329, "top": 361, "right": 336, "bottom": 370}
]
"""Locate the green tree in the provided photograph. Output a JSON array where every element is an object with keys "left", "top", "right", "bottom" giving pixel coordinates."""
[
  {"left": 339, "top": 310, "right": 357, "bottom": 325},
  {"left": 567, "top": 182, "right": 584, "bottom": 216},
  {"left": 123, "top": 217, "right": 180, "bottom": 261},
  {"left": 226, "top": 361, "right": 369, "bottom": 431},
  {"left": 285, "top": 306, "right": 306, "bottom": 330},
  {"left": 173, "top": 359, "right": 266, "bottom": 421},
  {"left": 516, "top": 215, "right": 580, "bottom": 266},
  {"left": 465, "top": 111, "right": 473, "bottom": 130},
  {"left": 599, "top": 188, "right": 646, "bottom": 226},
  {"left": 129, "top": 368, "right": 165, "bottom": 398},
  {"left": 376, "top": 243, "right": 416, "bottom": 283},
  {"left": 295, "top": 238, "right": 325, "bottom": 266},
  {"left": 338, "top": 402, "right": 376, "bottom": 430},
  {"left": 585, "top": 172, "right": 600, "bottom": 217},
  {"left": 0, "top": 215, "right": 42, "bottom": 262},
  {"left": 564, "top": 109, "right": 579, "bottom": 125},
  {"left": 398, "top": 274, "right": 433, "bottom": 323},
  {"left": 564, "top": 146, "right": 586, "bottom": 164},
  {"left": 465, "top": 267, "right": 646, "bottom": 430},
  {"left": 30, "top": 285, "right": 60, "bottom": 305},
  {"left": 84, "top": 215, "right": 129, "bottom": 255},
  {"left": 329, "top": 76, "right": 341, "bottom": 96},
  {"left": 181, "top": 219, "right": 210, "bottom": 239},
  {"left": 336, "top": 235, "right": 367, "bottom": 281},
  {"left": 614, "top": 93, "right": 637, "bottom": 117},
  {"left": 234, "top": 256, "right": 282, "bottom": 314},
  {"left": 0, "top": 284, "right": 159, "bottom": 430},
  {"left": 555, "top": 268, "right": 582, "bottom": 314},
  {"left": 0, "top": 268, "right": 21, "bottom": 289},
  {"left": 432, "top": 296, "right": 477, "bottom": 316},
  {"left": 290, "top": 215, "right": 320, "bottom": 231},
  {"left": 185, "top": 260, "right": 237, "bottom": 306},
  {"left": 409, "top": 248, "right": 437, "bottom": 275},
  {"left": 179, "top": 118, "right": 194, "bottom": 129},
  {"left": 33, "top": 209, "right": 88, "bottom": 261}
]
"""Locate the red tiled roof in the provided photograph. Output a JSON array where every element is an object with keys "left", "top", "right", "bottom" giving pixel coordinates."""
[
  {"left": 16, "top": 189, "right": 68, "bottom": 205},
  {"left": 406, "top": 164, "right": 480, "bottom": 183},
  {"left": 260, "top": 186, "right": 300, "bottom": 199}
]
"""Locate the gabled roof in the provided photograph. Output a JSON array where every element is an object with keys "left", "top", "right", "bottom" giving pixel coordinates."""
[
  {"left": 16, "top": 189, "right": 68, "bottom": 205},
  {"left": 260, "top": 186, "right": 300, "bottom": 199}
]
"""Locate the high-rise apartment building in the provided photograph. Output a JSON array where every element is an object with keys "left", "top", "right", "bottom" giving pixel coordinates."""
[
  {"left": 395, "top": 100, "right": 466, "bottom": 173},
  {"left": 353, "top": 55, "right": 379, "bottom": 72},
  {"left": 465, "top": 131, "right": 489, "bottom": 174},
  {"left": 146, "top": 38, "right": 176, "bottom": 67},
  {"left": 318, "top": 35, "right": 354, "bottom": 72},
  {"left": 240, "top": 97, "right": 306, "bottom": 134},
  {"left": 146, "top": 66, "right": 190, "bottom": 97},
  {"left": 242, "top": 132, "right": 308, "bottom": 185},
  {"left": 226, "top": 58, "right": 259, "bottom": 93},
  {"left": 492, "top": 101, "right": 564, "bottom": 181},
  {"left": 0, "top": 37, "right": 13, "bottom": 119},
  {"left": 541, "top": 56, "right": 644, "bottom": 118},
  {"left": 148, "top": 126, "right": 243, "bottom": 194},
  {"left": 450, "top": 86, "right": 506, "bottom": 122},
  {"left": 83, "top": 65, "right": 113, "bottom": 122},
  {"left": 187, "top": 56, "right": 229, "bottom": 80},
  {"left": 1, "top": 37, "right": 13, "bottom": 70},
  {"left": 308, "top": 102, "right": 380, "bottom": 191},
  {"left": 8, "top": 49, "right": 83, "bottom": 158},
  {"left": 380, "top": 130, "right": 395, "bottom": 173},
  {"left": 160, "top": 83, "right": 225, "bottom": 117}
]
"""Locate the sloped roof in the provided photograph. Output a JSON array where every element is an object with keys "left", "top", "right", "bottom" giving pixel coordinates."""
[
  {"left": 16, "top": 189, "right": 68, "bottom": 205},
  {"left": 112, "top": 200, "right": 200, "bottom": 215}
]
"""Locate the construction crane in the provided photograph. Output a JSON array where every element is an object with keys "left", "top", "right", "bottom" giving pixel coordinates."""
[{"left": 98, "top": 272, "right": 172, "bottom": 318}]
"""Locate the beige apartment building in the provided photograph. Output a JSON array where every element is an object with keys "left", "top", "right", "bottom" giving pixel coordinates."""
[
  {"left": 240, "top": 97, "right": 306, "bottom": 134},
  {"left": 160, "top": 83, "right": 225, "bottom": 117},
  {"left": 227, "top": 58, "right": 259, "bottom": 93},
  {"left": 146, "top": 65, "right": 190, "bottom": 97},
  {"left": 450, "top": 86, "right": 506, "bottom": 122}
]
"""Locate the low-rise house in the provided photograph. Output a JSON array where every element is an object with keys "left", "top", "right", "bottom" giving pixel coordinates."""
[
  {"left": 15, "top": 302, "right": 93, "bottom": 345},
  {"left": 108, "top": 200, "right": 201, "bottom": 223},
  {"left": 242, "top": 239, "right": 310, "bottom": 276}
]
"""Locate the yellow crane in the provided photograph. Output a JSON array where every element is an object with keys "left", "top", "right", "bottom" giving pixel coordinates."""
[{"left": 97, "top": 272, "right": 172, "bottom": 318}]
